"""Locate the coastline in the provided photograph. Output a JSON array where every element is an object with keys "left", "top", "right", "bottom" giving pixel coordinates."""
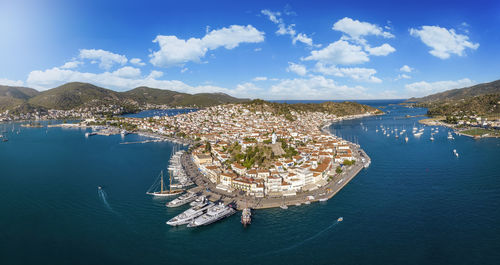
[
  {"left": 181, "top": 112, "right": 374, "bottom": 210},
  {"left": 419, "top": 117, "right": 500, "bottom": 138}
]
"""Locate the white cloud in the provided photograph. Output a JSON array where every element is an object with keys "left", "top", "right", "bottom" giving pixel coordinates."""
[
  {"left": 79, "top": 49, "right": 128, "bottom": 70},
  {"left": 130, "top": 58, "right": 146, "bottom": 66},
  {"left": 287, "top": 62, "right": 307, "bottom": 76},
  {"left": 181, "top": 67, "right": 188, "bottom": 73},
  {"left": 261, "top": 9, "right": 318, "bottom": 47},
  {"left": 410, "top": 26, "right": 479, "bottom": 59},
  {"left": 0, "top": 78, "right": 24, "bottom": 87},
  {"left": 395, "top": 74, "right": 411, "bottom": 80},
  {"left": 333, "top": 17, "right": 394, "bottom": 42},
  {"left": 365, "top": 43, "right": 395, "bottom": 56},
  {"left": 149, "top": 25, "right": 264, "bottom": 67},
  {"left": 254, "top": 47, "right": 262, "bottom": 52},
  {"left": 304, "top": 40, "right": 369, "bottom": 65},
  {"left": 253, "top": 76, "right": 268, "bottom": 81},
  {"left": 314, "top": 63, "right": 382, "bottom": 83},
  {"left": 60, "top": 61, "right": 82, "bottom": 69},
  {"left": 268, "top": 75, "right": 369, "bottom": 100},
  {"left": 25, "top": 66, "right": 238, "bottom": 95},
  {"left": 112, "top": 66, "right": 141, "bottom": 78},
  {"left": 400, "top": 65, "right": 413, "bottom": 72},
  {"left": 405, "top": 78, "right": 474, "bottom": 97}
]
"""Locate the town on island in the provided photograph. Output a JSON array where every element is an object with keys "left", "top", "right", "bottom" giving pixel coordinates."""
[{"left": 2, "top": 99, "right": 380, "bottom": 227}]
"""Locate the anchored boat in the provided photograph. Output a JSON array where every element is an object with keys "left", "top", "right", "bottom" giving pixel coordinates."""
[{"left": 241, "top": 208, "right": 252, "bottom": 226}]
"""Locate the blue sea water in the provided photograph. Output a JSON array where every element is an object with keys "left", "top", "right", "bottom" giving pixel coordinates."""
[{"left": 0, "top": 101, "right": 499, "bottom": 265}]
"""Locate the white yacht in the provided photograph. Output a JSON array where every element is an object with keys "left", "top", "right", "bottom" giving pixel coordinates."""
[
  {"left": 166, "top": 192, "right": 198, "bottom": 207},
  {"left": 166, "top": 202, "right": 214, "bottom": 226},
  {"left": 187, "top": 203, "right": 236, "bottom": 227},
  {"left": 190, "top": 196, "right": 208, "bottom": 207}
]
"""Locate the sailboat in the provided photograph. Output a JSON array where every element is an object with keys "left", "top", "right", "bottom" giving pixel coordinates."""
[{"left": 146, "top": 170, "right": 184, "bottom": 197}]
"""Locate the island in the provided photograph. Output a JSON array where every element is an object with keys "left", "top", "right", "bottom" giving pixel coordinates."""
[{"left": 119, "top": 100, "right": 381, "bottom": 209}]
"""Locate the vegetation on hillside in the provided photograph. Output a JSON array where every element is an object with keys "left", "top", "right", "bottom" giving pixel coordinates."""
[{"left": 0, "top": 82, "right": 249, "bottom": 113}]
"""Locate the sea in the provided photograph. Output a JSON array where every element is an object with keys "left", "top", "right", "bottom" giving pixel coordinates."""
[{"left": 0, "top": 101, "right": 499, "bottom": 265}]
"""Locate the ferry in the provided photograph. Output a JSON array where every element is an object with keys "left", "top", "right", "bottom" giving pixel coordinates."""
[
  {"left": 166, "top": 191, "right": 198, "bottom": 207},
  {"left": 166, "top": 202, "right": 214, "bottom": 226},
  {"left": 241, "top": 208, "right": 252, "bottom": 226},
  {"left": 187, "top": 203, "right": 236, "bottom": 227}
]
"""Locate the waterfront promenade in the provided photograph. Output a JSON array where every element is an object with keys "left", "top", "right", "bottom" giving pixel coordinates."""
[{"left": 181, "top": 143, "right": 369, "bottom": 210}]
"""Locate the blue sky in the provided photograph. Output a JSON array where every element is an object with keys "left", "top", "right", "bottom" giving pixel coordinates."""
[{"left": 0, "top": 0, "right": 499, "bottom": 99}]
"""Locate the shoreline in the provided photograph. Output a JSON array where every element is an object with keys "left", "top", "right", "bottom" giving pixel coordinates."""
[
  {"left": 181, "top": 113, "right": 374, "bottom": 210},
  {"left": 419, "top": 117, "right": 500, "bottom": 138}
]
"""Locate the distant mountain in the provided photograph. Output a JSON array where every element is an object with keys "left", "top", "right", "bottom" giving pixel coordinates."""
[
  {"left": 409, "top": 79, "right": 500, "bottom": 103},
  {"left": 409, "top": 79, "right": 500, "bottom": 117},
  {"left": 0, "top": 85, "right": 40, "bottom": 111},
  {"left": 28, "top": 82, "right": 122, "bottom": 110},
  {"left": 0, "top": 82, "right": 249, "bottom": 113}
]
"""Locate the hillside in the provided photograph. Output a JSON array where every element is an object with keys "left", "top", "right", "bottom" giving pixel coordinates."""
[
  {"left": 410, "top": 79, "right": 500, "bottom": 103},
  {"left": 243, "top": 99, "right": 382, "bottom": 121},
  {"left": 0, "top": 85, "right": 40, "bottom": 111},
  {"left": 409, "top": 79, "right": 500, "bottom": 117},
  {"left": 0, "top": 82, "right": 249, "bottom": 113},
  {"left": 28, "top": 82, "right": 123, "bottom": 110}
]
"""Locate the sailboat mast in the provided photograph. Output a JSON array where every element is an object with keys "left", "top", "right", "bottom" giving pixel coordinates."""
[
  {"left": 169, "top": 170, "right": 172, "bottom": 192},
  {"left": 160, "top": 170, "right": 164, "bottom": 193}
]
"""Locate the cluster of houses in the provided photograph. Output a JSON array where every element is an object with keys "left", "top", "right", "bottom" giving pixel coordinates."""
[
  {"left": 0, "top": 104, "right": 125, "bottom": 121},
  {"left": 151, "top": 104, "right": 366, "bottom": 198}
]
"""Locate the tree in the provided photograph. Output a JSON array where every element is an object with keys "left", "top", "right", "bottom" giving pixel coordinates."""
[{"left": 336, "top": 166, "right": 343, "bottom": 174}]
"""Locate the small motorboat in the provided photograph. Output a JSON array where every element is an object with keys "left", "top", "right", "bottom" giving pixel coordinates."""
[
  {"left": 337, "top": 217, "right": 343, "bottom": 222},
  {"left": 280, "top": 204, "right": 288, "bottom": 209}
]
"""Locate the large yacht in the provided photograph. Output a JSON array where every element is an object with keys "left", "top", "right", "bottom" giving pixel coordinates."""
[
  {"left": 166, "top": 202, "right": 214, "bottom": 226},
  {"left": 187, "top": 203, "right": 236, "bottom": 227},
  {"left": 166, "top": 192, "right": 197, "bottom": 207}
]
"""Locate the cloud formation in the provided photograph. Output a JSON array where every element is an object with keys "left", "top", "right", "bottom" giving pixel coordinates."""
[
  {"left": 410, "top": 26, "right": 479, "bottom": 59},
  {"left": 79, "top": 49, "right": 128, "bottom": 69},
  {"left": 314, "top": 63, "right": 382, "bottom": 83},
  {"left": 333, "top": 17, "right": 394, "bottom": 42},
  {"left": 261, "top": 9, "right": 317, "bottom": 47},
  {"left": 149, "top": 25, "right": 264, "bottom": 67},
  {"left": 304, "top": 40, "right": 369, "bottom": 65},
  {"left": 130, "top": 58, "right": 146, "bottom": 66},
  {"left": 405, "top": 78, "right": 474, "bottom": 97},
  {"left": 287, "top": 62, "right": 307, "bottom": 76}
]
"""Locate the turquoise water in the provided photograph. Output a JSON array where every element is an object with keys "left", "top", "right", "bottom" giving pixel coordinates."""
[{"left": 1, "top": 102, "right": 499, "bottom": 265}]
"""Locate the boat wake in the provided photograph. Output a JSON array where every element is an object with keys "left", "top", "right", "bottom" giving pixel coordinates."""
[
  {"left": 255, "top": 219, "right": 341, "bottom": 257},
  {"left": 98, "top": 187, "right": 119, "bottom": 215}
]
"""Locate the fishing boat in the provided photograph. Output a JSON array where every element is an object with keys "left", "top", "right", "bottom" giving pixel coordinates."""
[
  {"left": 146, "top": 170, "right": 184, "bottom": 197},
  {"left": 241, "top": 208, "right": 252, "bottom": 226}
]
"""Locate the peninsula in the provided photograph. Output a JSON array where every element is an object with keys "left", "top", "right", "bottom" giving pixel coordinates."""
[{"left": 119, "top": 100, "right": 381, "bottom": 208}]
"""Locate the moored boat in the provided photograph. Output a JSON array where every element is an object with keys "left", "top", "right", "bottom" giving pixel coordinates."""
[
  {"left": 166, "top": 202, "right": 214, "bottom": 226},
  {"left": 241, "top": 208, "right": 251, "bottom": 226},
  {"left": 166, "top": 191, "right": 197, "bottom": 207},
  {"left": 187, "top": 203, "right": 236, "bottom": 227}
]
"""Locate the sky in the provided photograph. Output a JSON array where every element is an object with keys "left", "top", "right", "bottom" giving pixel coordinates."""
[{"left": 0, "top": 0, "right": 499, "bottom": 100}]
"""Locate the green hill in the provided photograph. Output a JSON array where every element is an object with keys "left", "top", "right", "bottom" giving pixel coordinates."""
[
  {"left": 0, "top": 82, "right": 249, "bottom": 112},
  {"left": 409, "top": 79, "right": 500, "bottom": 117},
  {"left": 409, "top": 79, "right": 500, "bottom": 103},
  {"left": 243, "top": 99, "right": 382, "bottom": 121},
  {"left": 28, "top": 82, "right": 122, "bottom": 110},
  {"left": 0, "top": 85, "right": 40, "bottom": 111}
]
